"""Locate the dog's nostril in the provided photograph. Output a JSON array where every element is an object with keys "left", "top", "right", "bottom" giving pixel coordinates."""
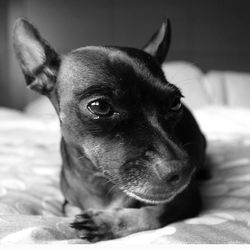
[{"left": 166, "top": 174, "right": 180, "bottom": 185}]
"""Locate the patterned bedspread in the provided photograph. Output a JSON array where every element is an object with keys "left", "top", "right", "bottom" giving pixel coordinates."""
[{"left": 0, "top": 106, "right": 250, "bottom": 244}]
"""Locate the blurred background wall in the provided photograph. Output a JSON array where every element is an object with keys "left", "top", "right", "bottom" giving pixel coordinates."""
[{"left": 1, "top": 0, "right": 250, "bottom": 110}]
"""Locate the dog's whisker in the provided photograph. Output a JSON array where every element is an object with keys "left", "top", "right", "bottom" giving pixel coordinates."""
[
  {"left": 103, "top": 176, "right": 118, "bottom": 185},
  {"left": 107, "top": 182, "right": 121, "bottom": 195},
  {"left": 77, "top": 155, "right": 86, "bottom": 160}
]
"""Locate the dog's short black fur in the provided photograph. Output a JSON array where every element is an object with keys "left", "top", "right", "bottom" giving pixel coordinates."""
[{"left": 13, "top": 18, "right": 206, "bottom": 242}]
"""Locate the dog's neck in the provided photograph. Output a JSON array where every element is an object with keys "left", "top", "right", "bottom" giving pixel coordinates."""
[{"left": 59, "top": 137, "right": 139, "bottom": 211}]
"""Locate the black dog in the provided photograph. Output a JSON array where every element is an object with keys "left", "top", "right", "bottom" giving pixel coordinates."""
[{"left": 13, "top": 18, "right": 206, "bottom": 242}]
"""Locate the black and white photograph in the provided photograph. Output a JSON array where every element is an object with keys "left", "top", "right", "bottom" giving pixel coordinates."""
[{"left": 0, "top": 0, "right": 250, "bottom": 245}]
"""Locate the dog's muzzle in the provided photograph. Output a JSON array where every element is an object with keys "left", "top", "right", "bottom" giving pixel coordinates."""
[{"left": 118, "top": 158, "right": 194, "bottom": 204}]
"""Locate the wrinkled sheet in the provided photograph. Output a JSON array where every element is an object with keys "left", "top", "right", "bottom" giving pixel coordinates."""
[{"left": 0, "top": 106, "right": 250, "bottom": 244}]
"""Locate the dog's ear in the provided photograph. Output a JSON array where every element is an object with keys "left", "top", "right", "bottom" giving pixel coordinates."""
[
  {"left": 13, "top": 18, "right": 60, "bottom": 95},
  {"left": 143, "top": 19, "right": 171, "bottom": 64}
]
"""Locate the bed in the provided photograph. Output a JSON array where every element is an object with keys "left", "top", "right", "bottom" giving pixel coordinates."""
[{"left": 1, "top": 62, "right": 250, "bottom": 244}]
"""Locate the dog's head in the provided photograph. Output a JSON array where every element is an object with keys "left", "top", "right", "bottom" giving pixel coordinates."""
[{"left": 13, "top": 18, "right": 195, "bottom": 204}]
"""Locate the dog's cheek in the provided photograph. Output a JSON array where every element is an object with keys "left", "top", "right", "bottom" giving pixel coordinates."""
[
  {"left": 81, "top": 138, "right": 127, "bottom": 174},
  {"left": 81, "top": 141, "right": 103, "bottom": 167},
  {"left": 59, "top": 104, "right": 89, "bottom": 142}
]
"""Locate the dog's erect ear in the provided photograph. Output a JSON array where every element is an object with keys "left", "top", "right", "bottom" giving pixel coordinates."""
[
  {"left": 13, "top": 18, "right": 60, "bottom": 95},
  {"left": 143, "top": 19, "right": 171, "bottom": 64}
]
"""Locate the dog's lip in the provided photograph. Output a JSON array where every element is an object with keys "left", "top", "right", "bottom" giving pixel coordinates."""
[
  {"left": 123, "top": 190, "right": 175, "bottom": 204},
  {"left": 121, "top": 168, "right": 195, "bottom": 204}
]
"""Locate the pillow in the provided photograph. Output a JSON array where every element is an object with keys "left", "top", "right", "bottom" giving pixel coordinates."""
[
  {"left": 204, "top": 71, "right": 250, "bottom": 107},
  {"left": 162, "top": 61, "right": 210, "bottom": 110}
]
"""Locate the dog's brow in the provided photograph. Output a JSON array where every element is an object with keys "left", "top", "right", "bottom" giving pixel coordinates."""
[
  {"left": 172, "top": 88, "right": 183, "bottom": 98},
  {"left": 164, "top": 83, "right": 183, "bottom": 98},
  {"left": 74, "top": 85, "right": 118, "bottom": 99}
]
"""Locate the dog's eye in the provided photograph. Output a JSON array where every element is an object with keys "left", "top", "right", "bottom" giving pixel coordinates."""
[
  {"left": 87, "top": 99, "right": 114, "bottom": 116},
  {"left": 170, "top": 97, "right": 182, "bottom": 112}
]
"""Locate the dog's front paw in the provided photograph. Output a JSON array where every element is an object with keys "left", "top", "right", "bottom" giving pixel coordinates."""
[{"left": 70, "top": 210, "right": 120, "bottom": 242}]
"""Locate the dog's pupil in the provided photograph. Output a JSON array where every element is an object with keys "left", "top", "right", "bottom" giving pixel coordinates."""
[{"left": 90, "top": 101, "right": 110, "bottom": 115}]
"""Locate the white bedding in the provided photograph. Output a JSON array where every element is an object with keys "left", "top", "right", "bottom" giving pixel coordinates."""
[{"left": 0, "top": 106, "right": 250, "bottom": 244}]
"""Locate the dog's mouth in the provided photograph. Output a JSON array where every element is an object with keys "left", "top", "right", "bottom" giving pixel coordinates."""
[
  {"left": 119, "top": 167, "right": 195, "bottom": 204},
  {"left": 122, "top": 180, "right": 190, "bottom": 204},
  {"left": 99, "top": 159, "right": 195, "bottom": 204}
]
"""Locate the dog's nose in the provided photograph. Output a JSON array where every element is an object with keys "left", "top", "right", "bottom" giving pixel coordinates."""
[{"left": 152, "top": 159, "right": 190, "bottom": 186}]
